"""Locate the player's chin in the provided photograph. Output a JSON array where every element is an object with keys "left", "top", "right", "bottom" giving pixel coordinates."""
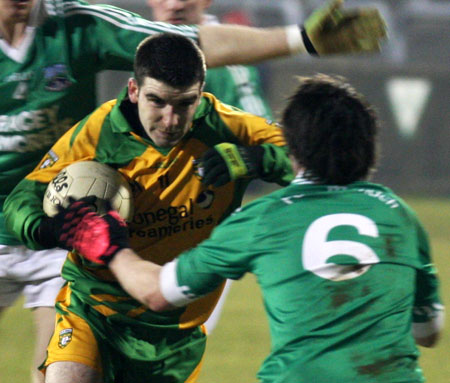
[{"left": 155, "top": 138, "right": 181, "bottom": 148}]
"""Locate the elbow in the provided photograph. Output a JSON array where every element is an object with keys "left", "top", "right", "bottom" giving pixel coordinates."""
[
  {"left": 142, "top": 291, "right": 174, "bottom": 312},
  {"left": 412, "top": 308, "right": 445, "bottom": 348},
  {"left": 416, "top": 332, "right": 441, "bottom": 348}
]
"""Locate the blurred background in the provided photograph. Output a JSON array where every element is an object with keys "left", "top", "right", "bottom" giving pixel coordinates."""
[{"left": 1, "top": 1, "right": 448, "bottom": 382}]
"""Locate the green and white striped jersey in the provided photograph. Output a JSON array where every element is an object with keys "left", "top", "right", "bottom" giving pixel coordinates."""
[
  {"left": 163, "top": 175, "right": 443, "bottom": 383},
  {"left": 0, "top": 0, "right": 198, "bottom": 244}
]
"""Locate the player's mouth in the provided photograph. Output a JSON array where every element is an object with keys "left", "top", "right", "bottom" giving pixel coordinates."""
[
  {"left": 167, "top": 18, "right": 187, "bottom": 25},
  {"left": 158, "top": 130, "right": 179, "bottom": 139}
]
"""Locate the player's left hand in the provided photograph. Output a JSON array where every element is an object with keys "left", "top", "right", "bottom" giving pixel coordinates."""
[
  {"left": 303, "top": 0, "right": 388, "bottom": 55},
  {"left": 201, "top": 143, "right": 264, "bottom": 187},
  {"left": 71, "top": 206, "right": 130, "bottom": 265}
]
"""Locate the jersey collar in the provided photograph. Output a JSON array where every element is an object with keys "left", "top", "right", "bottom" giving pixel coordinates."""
[
  {"left": 109, "top": 87, "right": 133, "bottom": 133},
  {"left": 291, "top": 170, "right": 319, "bottom": 185}
]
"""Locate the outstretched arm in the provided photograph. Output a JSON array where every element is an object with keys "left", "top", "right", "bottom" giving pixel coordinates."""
[
  {"left": 109, "top": 249, "right": 173, "bottom": 312},
  {"left": 198, "top": 0, "right": 387, "bottom": 67}
]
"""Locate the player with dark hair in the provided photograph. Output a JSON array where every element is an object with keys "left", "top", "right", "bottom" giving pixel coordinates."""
[
  {"left": 5, "top": 32, "right": 293, "bottom": 383},
  {"left": 282, "top": 75, "right": 377, "bottom": 185},
  {"left": 60, "top": 74, "right": 443, "bottom": 382},
  {"left": 147, "top": 0, "right": 273, "bottom": 119},
  {"left": 0, "top": 0, "right": 387, "bottom": 380},
  {"left": 133, "top": 32, "right": 206, "bottom": 87}
]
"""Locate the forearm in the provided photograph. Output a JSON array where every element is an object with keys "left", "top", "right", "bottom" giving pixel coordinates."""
[
  {"left": 260, "top": 144, "right": 294, "bottom": 186},
  {"left": 4, "top": 179, "right": 48, "bottom": 249},
  {"left": 109, "top": 249, "right": 174, "bottom": 312},
  {"left": 198, "top": 25, "right": 304, "bottom": 67},
  {"left": 198, "top": 0, "right": 389, "bottom": 67}
]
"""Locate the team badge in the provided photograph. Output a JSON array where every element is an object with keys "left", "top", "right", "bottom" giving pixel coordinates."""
[
  {"left": 40, "top": 150, "right": 60, "bottom": 169},
  {"left": 58, "top": 328, "right": 73, "bottom": 349},
  {"left": 43, "top": 64, "right": 72, "bottom": 91}
]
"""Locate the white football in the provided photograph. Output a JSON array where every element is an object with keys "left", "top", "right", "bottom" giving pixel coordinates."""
[{"left": 43, "top": 161, "right": 134, "bottom": 221}]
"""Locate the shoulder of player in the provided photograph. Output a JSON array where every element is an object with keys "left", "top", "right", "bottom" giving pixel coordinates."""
[
  {"left": 69, "top": 99, "right": 117, "bottom": 141},
  {"left": 231, "top": 188, "right": 286, "bottom": 221},
  {"left": 199, "top": 92, "right": 272, "bottom": 124},
  {"left": 45, "top": 0, "right": 136, "bottom": 18},
  {"left": 45, "top": 1, "right": 198, "bottom": 38}
]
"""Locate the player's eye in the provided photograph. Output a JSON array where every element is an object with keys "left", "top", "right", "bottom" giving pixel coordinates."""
[
  {"left": 148, "top": 97, "right": 166, "bottom": 107},
  {"left": 178, "top": 98, "right": 197, "bottom": 108}
]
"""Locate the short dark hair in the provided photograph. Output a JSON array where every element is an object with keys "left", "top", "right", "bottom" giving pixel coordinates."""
[
  {"left": 281, "top": 74, "right": 378, "bottom": 185},
  {"left": 134, "top": 33, "right": 206, "bottom": 88}
]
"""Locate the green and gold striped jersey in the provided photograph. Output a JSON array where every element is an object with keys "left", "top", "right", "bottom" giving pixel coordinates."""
[
  {"left": 0, "top": 0, "right": 198, "bottom": 244},
  {"left": 165, "top": 175, "right": 443, "bottom": 382},
  {"left": 5, "top": 88, "right": 292, "bottom": 330}
]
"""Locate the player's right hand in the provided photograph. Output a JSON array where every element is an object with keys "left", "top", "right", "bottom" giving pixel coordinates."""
[
  {"left": 35, "top": 196, "right": 97, "bottom": 249},
  {"left": 303, "top": 0, "right": 387, "bottom": 55}
]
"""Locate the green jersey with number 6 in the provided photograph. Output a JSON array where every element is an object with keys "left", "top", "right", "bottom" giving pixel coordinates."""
[
  {"left": 0, "top": 0, "right": 198, "bottom": 244},
  {"left": 168, "top": 175, "right": 443, "bottom": 383}
]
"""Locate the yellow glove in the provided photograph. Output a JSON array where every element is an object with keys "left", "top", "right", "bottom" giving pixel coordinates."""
[{"left": 303, "top": 0, "right": 387, "bottom": 55}]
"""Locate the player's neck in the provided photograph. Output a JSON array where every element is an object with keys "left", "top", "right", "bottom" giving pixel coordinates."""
[{"left": 0, "top": 20, "right": 28, "bottom": 47}]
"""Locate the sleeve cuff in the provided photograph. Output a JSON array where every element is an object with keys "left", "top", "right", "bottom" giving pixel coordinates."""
[
  {"left": 412, "top": 304, "right": 445, "bottom": 338},
  {"left": 159, "top": 260, "right": 199, "bottom": 307}
]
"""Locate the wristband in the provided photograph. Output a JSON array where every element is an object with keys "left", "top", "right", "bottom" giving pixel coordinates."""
[
  {"left": 301, "top": 27, "right": 318, "bottom": 55},
  {"left": 285, "top": 25, "right": 306, "bottom": 54},
  {"left": 214, "top": 143, "right": 248, "bottom": 180}
]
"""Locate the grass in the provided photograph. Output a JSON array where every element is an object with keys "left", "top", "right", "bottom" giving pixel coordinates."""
[{"left": 0, "top": 196, "right": 448, "bottom": 383}]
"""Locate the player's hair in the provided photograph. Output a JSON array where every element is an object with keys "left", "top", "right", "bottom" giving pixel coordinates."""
[
  {"left": 281, "top": 74, "right": 378, "bottom": 185},
  {"left": 134, "top": 33, "right": 206, "bottom": 88}
]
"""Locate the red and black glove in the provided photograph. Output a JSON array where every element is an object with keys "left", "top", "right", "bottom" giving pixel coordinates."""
[
  {"left": 71, "top": 208, "right": 130, "bottom": 265},
  {"left": 35, "top": 196, "right": 96, "bottom": 249}
]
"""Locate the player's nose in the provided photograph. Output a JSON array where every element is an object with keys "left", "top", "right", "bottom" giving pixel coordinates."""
[
  {"left": 166, "top": 0, "right": 185, "bottom": 12},
  {"left": 161, "top": 106, "right": 179, "bottom": 128}
]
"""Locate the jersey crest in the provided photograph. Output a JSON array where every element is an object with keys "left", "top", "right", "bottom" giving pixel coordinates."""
[
  {"left": 43, "top": 64, "right": 72, "bottom": 91},
  {"left": 58, "top": 328, "right": 73, "bottom": 348}
]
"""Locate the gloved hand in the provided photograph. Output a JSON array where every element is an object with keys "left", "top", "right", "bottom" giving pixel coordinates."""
[
  {"left": 71, "top": 207, "right": 130, "bottom": 265},
  {"left": 201, "top": 143, "right": 264, "bottom": 187},
  {"left": 303, "top": 0, "right": 387, "bottom": 55},
  {"left": 35, "top": 196, "right": 96, "bottom": 249}
]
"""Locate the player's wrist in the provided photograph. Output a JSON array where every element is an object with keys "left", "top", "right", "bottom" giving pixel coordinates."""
[
  {"left": 35, "top": 216, "right": 58, "bottom": 249},
  {"left": 300, "top": 26, "right": 318, "bottom": 55},
  {"left": 285, "top": 25, "right": 308, "bottom": 55}
]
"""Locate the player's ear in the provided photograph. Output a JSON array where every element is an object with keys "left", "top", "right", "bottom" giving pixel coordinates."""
[{"left": 128, "top": 78, "right": 139, "bottom": 104}]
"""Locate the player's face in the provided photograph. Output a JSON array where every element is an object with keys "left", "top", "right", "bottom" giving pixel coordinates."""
[
  {"left": 128, "top": 77, "right": 202, "bottom": 149},
  {"left": 147, "top": 0, "right": 211, "bottom": 25},
  {"left": 0, "top": 0, "right": 35, "bottom": 24}
]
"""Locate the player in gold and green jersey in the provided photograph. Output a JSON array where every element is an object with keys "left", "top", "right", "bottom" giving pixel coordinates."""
[
  {"left": 5, "top": 33, "right": 293, "bottom": 383},
  {"left": 75, "top": 75, "right": 444, "bottom": 383}
]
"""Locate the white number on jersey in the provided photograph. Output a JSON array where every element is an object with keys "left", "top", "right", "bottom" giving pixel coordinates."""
[
  {"left": 13, "top": 81, "right": 29, "bottom": 100},
  {"left": 302, "top": 213, "right": 380, "bottom": 281}
]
